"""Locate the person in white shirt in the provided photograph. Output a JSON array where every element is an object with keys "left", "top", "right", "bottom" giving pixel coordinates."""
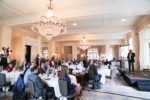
[{"left": 77, "top": 61, "right": 85, "bottom": 73}]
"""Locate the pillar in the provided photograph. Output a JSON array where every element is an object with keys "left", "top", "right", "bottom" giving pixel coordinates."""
[
  {"left": 48, "top": 39, "right": 56, "bottom": 59},
  {"left": 72, "top": 45, "right": 77, "bottom": 60},
  {"left": 1, "top": 26, "right": 12, "bottom": 49},
  {"left": 105, "top": 43, "right": 111, "bottom": 60},
  {"left": 132, "top": 30, "right": 140, "bottom": 71}
]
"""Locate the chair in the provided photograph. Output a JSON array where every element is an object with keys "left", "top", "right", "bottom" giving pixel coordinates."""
[
  {"left": 69, "top": 69, "right": 73, "bottom": 74},
  {"left": 0, "top": 73, "right": 6, "bottom": 88},
  {"left": 106, "top": 69, "right": 116, "bottom": 84},
  {"left": 28, "top": 80, "right": 36, "bottom": 98},
  {"left": 88, "top": 70, "right": 95, "bottom": 88},
  {"left": 58, "top": 79, "right": 77, "bottom": 100}
]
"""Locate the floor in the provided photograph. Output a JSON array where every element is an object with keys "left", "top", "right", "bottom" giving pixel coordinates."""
[
  {"left": 80, "top": 77, "right": 150, "bottom": 100},
  {"left": 0, "top": 73, "right": 150, "bottom": 100},
  {"left": 126, "top": 71, "right": 150, "bottom": 79}
]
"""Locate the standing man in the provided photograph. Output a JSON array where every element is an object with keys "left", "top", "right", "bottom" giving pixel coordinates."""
[{"left": 127, "top": 50, "right": 135, "bottom": 73}]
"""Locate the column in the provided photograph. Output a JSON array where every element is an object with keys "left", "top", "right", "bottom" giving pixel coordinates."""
[
  {"left": 0, "top": 25, "right": 1, "bottom": 49},
  {"left": 132, "top": 30, "right": 140, "bottom": 71},
  {"left": 61, "top": 45, "right": 64, "bottom": 59},
  {"left": 105, "top": 44, "right": 110, "bottom": 60},
  {"left": 1, "top": 26, "right": 12, "bottom": 49},
  {"left": 48, "top": 39, "right": 55, "bottom": 59},
  {"left": 72, "top": 45, "right": 77, "bottom": 59}
]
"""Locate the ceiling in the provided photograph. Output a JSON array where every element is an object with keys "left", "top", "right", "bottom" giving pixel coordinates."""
[{"left": 0, "top": 0, "right": 150, "bottom": 40}]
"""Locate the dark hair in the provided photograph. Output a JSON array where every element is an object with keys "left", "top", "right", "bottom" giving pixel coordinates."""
[
  {"left": 59, "top": 65, "right": 68, "bottom": 80},
  {"left": 31, "top": 66, "right": 38, "bottom": 72}
]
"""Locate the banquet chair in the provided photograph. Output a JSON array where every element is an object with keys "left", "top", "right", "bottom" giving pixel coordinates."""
[
  {"left": 0, "top": 73, "right": 6, "bottom": 89},
  {"left": 58, "top": 79, "right": 77, "bottom": 100},
  {"left": 106, "top": 69, "right": 116, "bottom": 84},
  {"left": 28, "top": 79, "right": 44, "bottom": 99},
  {"left": 88, "top": 70, "right": 95, "bottom": 88}
]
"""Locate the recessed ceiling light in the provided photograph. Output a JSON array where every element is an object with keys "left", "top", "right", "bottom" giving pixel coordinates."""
[
  {"left": 121, "top": 19, "right": 126, "bottom": 22},
  {"left": 72, "top": 23, "right": 77, "bottom": 26}
]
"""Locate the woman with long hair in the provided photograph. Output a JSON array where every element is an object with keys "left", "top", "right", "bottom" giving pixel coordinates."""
[{"left": 59, "top": 65, "right": 81, "bottom": 96}]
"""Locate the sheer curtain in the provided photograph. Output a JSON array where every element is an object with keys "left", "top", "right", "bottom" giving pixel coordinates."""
[{"left": 139, "top": 30, "right": 146, "bottom": 70}]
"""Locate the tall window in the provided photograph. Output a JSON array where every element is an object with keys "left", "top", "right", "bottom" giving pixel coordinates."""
[
  {"left": 42, "top": 47, "right": 48, "bottom": 58},
  {"left": 129, "top": 38, "right": 133, "bottom": 50},
  {"left": 121, "top": 46, "right": 128, "bottom": 58},
  {"left": 87, "top": 48, "right": 99, "bottom": 60}
]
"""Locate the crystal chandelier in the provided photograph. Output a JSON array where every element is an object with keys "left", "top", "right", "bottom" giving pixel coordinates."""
[
  {"left": 78, "top": 34, "right": 91, "bottom": 50},
  {"left": 31, "top": 0, "right": 66, "bottom": 39}
]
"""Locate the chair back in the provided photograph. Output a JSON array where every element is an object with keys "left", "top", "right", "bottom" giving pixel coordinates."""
[
  {"left": 110, "top": 69, "right": 116, "bottom": 79},
  {"left": 0, "top": 73, "right": 6, "bottom": 87},
  {"left": 69, "top": 69, "right": 73, "bottom": 74},
  {"left": 88, "top": 70, "right": 95, "bottom": 80},
  {"left": 28, "top": 79, "right": 36, "bottom": 97},
  {"left": 58, "top": 79, "right": 68, "bottom": 96}
]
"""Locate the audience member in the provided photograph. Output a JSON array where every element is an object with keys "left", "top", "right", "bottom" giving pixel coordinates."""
[
  {"left": 77, "top": 61, "right": 85, "bottom": 73},
  {"left": 89, "top": 60, "right": 101, "bottom": 81},
  {"left": 19, "top": 61, "right": 27, "bottom": 71},
  {"left": 59, "top": 65, "right": 81, "bottom": 95},
  {"left": 24, "top": 62, "right": 35, "bottom": 88},
  {"left": 5, "top": 63, "right": 13, "bottom": 72},
  {"left": 28, "top": 66, "right": 57, "bottom": 99}
]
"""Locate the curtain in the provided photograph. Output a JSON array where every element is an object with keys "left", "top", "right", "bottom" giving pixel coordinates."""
[{"left": 139, "top": 30, "right": 146, "bottom": 70}]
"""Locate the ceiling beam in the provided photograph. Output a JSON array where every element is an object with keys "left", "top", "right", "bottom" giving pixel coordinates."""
[
  {"left": 54, "top": 33, "right": 126, "bottom": 41},
  {"left": 66, "top": 26, "right": 131, "bottom": 34}
]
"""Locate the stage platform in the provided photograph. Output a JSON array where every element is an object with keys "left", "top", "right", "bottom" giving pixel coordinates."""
[{"left": 118, "top": 69, "right": 150, "bottom": 91}]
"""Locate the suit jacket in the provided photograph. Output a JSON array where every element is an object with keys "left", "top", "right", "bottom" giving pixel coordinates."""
[
  {"left": 0, "top": 57, "right": 8, "bottom": 69},
  {"left": 28, "top": 73, "right": 46, "bottom": 97},
  {"left": 89, "top": 64, "right": 99, "bottom": 80},
  {"left": 127, "top": 53, "right": 135, "bottom": 62}
]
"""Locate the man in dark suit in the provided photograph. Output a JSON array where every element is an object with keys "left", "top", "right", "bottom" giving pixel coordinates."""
[
  {"left": 127, "top": 50, "right": 135, "bottom": 73},
  {"left": 0, "top": 54, "right": 8, "bottom": 69},
  {"left": 28, "top": 66, "right": 57, "bottom": 99},
  {"left": 89, "top": 60, "right": 101, "bottom": 81}
]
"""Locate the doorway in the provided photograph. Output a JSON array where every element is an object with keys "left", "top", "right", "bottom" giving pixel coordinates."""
[{"left": 25, "top": 45, "right": 31, "bottom": 63}]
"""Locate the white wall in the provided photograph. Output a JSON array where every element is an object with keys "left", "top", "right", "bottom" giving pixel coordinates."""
[
  {"left": 21, "top": 36, "right": 41, "bottom": 63},
  {"left": 1, "top": 26, "right": 12, "bottom": 48}
]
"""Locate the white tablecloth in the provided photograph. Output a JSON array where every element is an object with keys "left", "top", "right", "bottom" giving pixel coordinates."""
[
  {"left": 41, "top": 74, "right": 77, "bottom": 99},
  {"left": 1, "top": 70, "right": 23, "bottom": 85},
  {"left": 98, "top": 68, "right": 111, "bottom": 84}
]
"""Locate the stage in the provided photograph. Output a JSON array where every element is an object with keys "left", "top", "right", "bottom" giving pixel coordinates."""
[{"left": 118, "top": 69, "right": 150, "bottom": 91}]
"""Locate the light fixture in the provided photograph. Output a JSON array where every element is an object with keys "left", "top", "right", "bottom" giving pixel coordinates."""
[
  {"left": 121, "top": 18, "right": 126, "bottom": 22},
  {"left": 78, "top": 34, "right": 91, "bottom": 50},
  {"left": 31, "top": 0, "right": 66, "bottom": 40},
  {"left": 72, "top": 23, "right": 77, "bottom": 26}
]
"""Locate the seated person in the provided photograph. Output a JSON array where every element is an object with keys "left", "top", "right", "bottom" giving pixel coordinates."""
[
  {"left": 104, "top": 59, "right": 110, "bottom": 65},
  {"left": 0, "top": 54, "right": 8, "bottom": 69},
  {"left": 5, "top": 63, "right": 13, "bottom": 72},
  {"left": 89, "top": 60, "right": 101, "bottom": 81},
  {"left": 39, "top": 62, "right": 47, "bottom": 74},
  {"left": 28, "top": 66, "right": 57, "bottom": 99},
  {"left": 77, "top": 61, "right": 85, "bottom": 73},
  {"left": 24, "top": 62, "right": 35, "bottom": 88},
  {"left": 59, "top": 65, "right": 81, "bottom": 95},
  {"left": 19, "top": 61, "right": 27, "bottom": 71}
]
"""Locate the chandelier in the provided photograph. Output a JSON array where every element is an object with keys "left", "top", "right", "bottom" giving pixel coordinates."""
[
  {"left": 31, "top": 0, "right": 66, "bottom": 39},
  {"left": 78, "top": 34, "right": 91, "bottom": 50}
]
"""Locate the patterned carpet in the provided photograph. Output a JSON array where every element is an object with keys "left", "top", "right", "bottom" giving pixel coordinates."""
[{"left": 80, "top": 78, "right": 150, "bottom": 100}]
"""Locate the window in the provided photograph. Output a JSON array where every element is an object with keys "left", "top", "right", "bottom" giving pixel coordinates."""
[
  {"left": 87, "top": 48, "right": 99, "bottom": 60},
  {"left": 42, "top": 47, "right": 48, "bottom": 58},
  {"left": 121, "top": 46, "right": 128, "bottom": 58},
  {"left": 129, "top": 38, "right": 133, "bottom": 50}
]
